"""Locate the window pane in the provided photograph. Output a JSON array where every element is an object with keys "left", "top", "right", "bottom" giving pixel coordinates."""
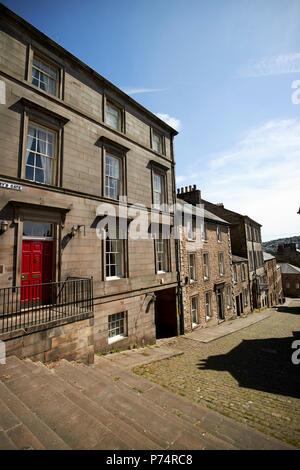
[
  {"left": 23, "top": 222, "right": 52, "bottom": 238},
  {"left": 32, "top": 56, "right": 57, "bottom": 96},
  {"left": 25, "top": 124, "right": 56, "bottom": 185}
]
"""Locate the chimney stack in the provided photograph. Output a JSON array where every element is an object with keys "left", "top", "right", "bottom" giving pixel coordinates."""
[{"left": 176, "top": 184, "right": 201, "bottom": 205}]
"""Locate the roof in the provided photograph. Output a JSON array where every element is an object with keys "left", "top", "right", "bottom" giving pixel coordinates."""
[
  {"left": 201, "top": 199, "right": 262, "bottom": 227},
  {"left": 232, "top": 255, "right": 248, "bottom": 264},
  {"left": 277, "top": 263, "right": 300, "bottom": 274},
  {"left": 176, "top": 199, "right": 230, "bottom": 225},
  {"left": 263, "top": 251, "right": 276, "bottom": 261},
  {"left": 0, "top": 4, "right": 178, "bottom": 136}
]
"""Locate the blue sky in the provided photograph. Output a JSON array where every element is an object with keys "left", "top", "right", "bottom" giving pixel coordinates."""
[{"left": 4, "top": 0, "right": 300, "bottom": 241}]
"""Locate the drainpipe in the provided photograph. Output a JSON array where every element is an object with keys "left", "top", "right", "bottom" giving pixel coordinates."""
[{"left": 170, "top": 133, "right": 184, "bottom": 335}]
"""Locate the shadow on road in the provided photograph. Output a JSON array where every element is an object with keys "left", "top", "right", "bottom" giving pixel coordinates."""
[
  {"left": 198, "top": 331, "right": 300, "bottom": 399},
  {"left": 274, "top": 305, "right": 300, "bottom": 315}
]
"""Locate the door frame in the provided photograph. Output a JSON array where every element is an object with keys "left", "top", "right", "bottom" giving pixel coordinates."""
[
  {"left": 216, "top": 287, "right": 224, "bottom": 320},
  {"left": 13, "top": 204, "right": 65, "bottom": 288}
]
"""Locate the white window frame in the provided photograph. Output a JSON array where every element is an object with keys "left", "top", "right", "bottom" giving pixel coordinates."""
[
  {"left": 152, "top": 171, "right": 165, "bottom": 209},
  {"left": 105, "top": 152, "right": 122, "bottom": 200},
  {"left": 108, "top": 311, "right": 127, "bottom": 344},
  {"left": 191, "top": 296, "right": 199, "bottom": 326},
  {"left": 218, "top": 252, "right": 225, "bottom": 276},
  {"left": 105, "top": 237, "right": 125, "bottom": 280},
  {"left": 205, "top": 292, "right": 212, "bottom": 320},
  {"left": 189, "top": 253, "right": 196, "bottom": 282},
  {"left": 155, "top": 237, "right": 169, "bottom": 273},
  {"left": 152, "top": 129, "right": 164, "bottom": 154},
  {"left": 31, "top": 53, "right": 59, "bottom": 97},
  {"left": 201, "top": 222, "right": 207, "bottom": 241},
  {"left": 203, "top": 252, "right": 209, "bottom": 280},
  {"left": 186, "top": 218, "right": 196, "bottom": 241},
  {"left": 226, "top": 285, "right": 232, "bottom": 309},
  {"left": 105, "top": 100, "right": 123, "bottom": 131},
  {"left": 25, "top": 122, "right": 57, "bottom": 186}
]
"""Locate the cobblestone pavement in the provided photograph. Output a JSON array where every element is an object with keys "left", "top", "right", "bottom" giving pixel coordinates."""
[{"left": 134, "top": 300, "right": 300, "bottom": 448}]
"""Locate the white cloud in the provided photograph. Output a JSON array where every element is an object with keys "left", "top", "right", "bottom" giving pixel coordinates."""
[
  {"left": 155, "top": 113, "right": 181, "bottom": 131},
  {"left": 239, "top": 52, "right": 300, "bottom": 77},
  {"left": 180, "top": 119, "right": 300, "bottom": 241},
  {"left": 122, "top": 87, "right": 166, "bottom": 95}
]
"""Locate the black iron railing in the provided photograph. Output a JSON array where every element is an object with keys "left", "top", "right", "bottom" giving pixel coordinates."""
[{"left": 0, "top": 277, "right": 94, "bottom": 333}]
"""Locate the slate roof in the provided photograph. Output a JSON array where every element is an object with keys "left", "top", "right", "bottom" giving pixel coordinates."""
[
  {"left": 263, "top": 251, "right": 276, "bottom": 261},
  {"left": 277, "top": 263, "right": 300, "bottom": 274},
  {"left": 176, "top": 199, "right": 230, "bottom": 225}
]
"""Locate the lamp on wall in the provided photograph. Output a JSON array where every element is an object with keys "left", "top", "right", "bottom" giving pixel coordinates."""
[{"left": 0, "top": 220, "right": 8, "bottom": 234}]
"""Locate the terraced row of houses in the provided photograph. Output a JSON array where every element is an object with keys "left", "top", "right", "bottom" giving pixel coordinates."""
[{"left": 0, "top": 4, "right": 283, "bottom": 364}]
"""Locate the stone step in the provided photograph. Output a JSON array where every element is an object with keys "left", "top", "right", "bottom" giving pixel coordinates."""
[
  {"left": 0, "top": 430, "right": 18, "bottom": 450},
  {"left": 0, "top": 376, "right": 70, "bottom": 449},
  {"left": 12, "top": 358, "right": 162, "bottom": 450},
  {"left": 93, "top": 357, "right": 294, "bottom": 450},
  {"left": 55, "top": 360, "right": 232, "bottom": 450},
  {"left": 0, "top": 362, "right": 129, "bottom": 450}
]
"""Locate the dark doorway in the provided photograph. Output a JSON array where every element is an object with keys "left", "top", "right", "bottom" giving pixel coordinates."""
[
  {"left": 154, "top": 287, "right": 178, "bottom": 339},
  {"left": 239, "top": 293, "right": 244, "bottom": 314},
  {"left": 236, "top": 295, "right": 240, "bottom": 316},
  {"left": 216, "top": 288, "right": 224, "bottom": 320}
]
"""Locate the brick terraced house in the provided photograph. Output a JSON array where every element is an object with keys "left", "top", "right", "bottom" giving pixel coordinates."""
[
  {"left": 177, "top": 192, "right": 235, "bottom": 332},
  {"left": 0, "top": 4, "right": 180, "bottom": 362}
]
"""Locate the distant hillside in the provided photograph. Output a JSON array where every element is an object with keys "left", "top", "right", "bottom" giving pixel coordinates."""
[{"left": 262, "top": 235, "right": 300, "bottom": 254}]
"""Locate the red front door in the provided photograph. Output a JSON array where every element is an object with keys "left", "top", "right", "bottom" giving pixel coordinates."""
[{"left": 21, "top": 240, "right": 54, "bottom": 303}]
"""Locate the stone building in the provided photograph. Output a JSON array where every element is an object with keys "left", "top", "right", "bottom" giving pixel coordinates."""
[
  {"left": 278, "top": 263, "right": 300, "bottom": 298},
  {"left": 185, "top": 189, "right": 267, "bottom": 310},
  {"left": 0, "top": 4, "right": 179, "bottom": 362},
  {"left": 263, "top": 252, "right": 284, "bottom": 306},
  {"left": 176, "top": 197, "right": 235, "bottom": 332},
  {"left": 232, "top": 255, "right": 251, "bottom": 316},
  {"left": 276, "top": 243, "right": 300, "bottom": 269}
]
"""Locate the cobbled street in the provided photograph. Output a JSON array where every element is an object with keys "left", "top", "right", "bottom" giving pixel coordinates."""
[{"left": 134, "top": 300, "right": 300, "bottom": 448}]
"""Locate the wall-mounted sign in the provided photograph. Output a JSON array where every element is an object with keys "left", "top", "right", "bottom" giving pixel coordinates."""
[
  {"left": 260, "top": 283, "right": 269, "bottom": 291},
  {"left": 0, "top": 181, "right": 22, "bottom": 191}
]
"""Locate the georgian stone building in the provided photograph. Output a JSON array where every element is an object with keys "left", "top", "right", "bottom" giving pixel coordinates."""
[
  {"left": 176, "top": 197, "right": 235, "bottom": 332},
  {"left": 0, "top": 4, "right": 179, "bottom": 361}
]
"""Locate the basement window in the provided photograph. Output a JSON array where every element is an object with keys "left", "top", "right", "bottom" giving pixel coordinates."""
[{"left": 108, "top": 312, "right": 126, "bottom": 343}]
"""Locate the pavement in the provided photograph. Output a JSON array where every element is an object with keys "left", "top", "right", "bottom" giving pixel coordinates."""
[{"left": 183, "top": 310, "right": 271, "bottom": 343}]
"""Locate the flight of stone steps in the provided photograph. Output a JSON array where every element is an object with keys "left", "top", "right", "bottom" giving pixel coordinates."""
[{"left": 0, "top": 355, "right": 294, "bottom": 450}]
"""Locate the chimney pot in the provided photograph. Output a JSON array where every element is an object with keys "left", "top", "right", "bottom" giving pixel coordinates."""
[
  {"left": 185, "top": 186, "right": 188, "bottom": 192},
  {"left": 189, "top": 185, "right": 192, "bottom": 191}
]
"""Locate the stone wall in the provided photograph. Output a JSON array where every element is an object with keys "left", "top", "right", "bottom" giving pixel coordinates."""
[
  {"left": 0, "top": 315, "right": 94, "bottom": 364},
  {"left": 180, "top": 221, "right": 235, "bottom": 333}
]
